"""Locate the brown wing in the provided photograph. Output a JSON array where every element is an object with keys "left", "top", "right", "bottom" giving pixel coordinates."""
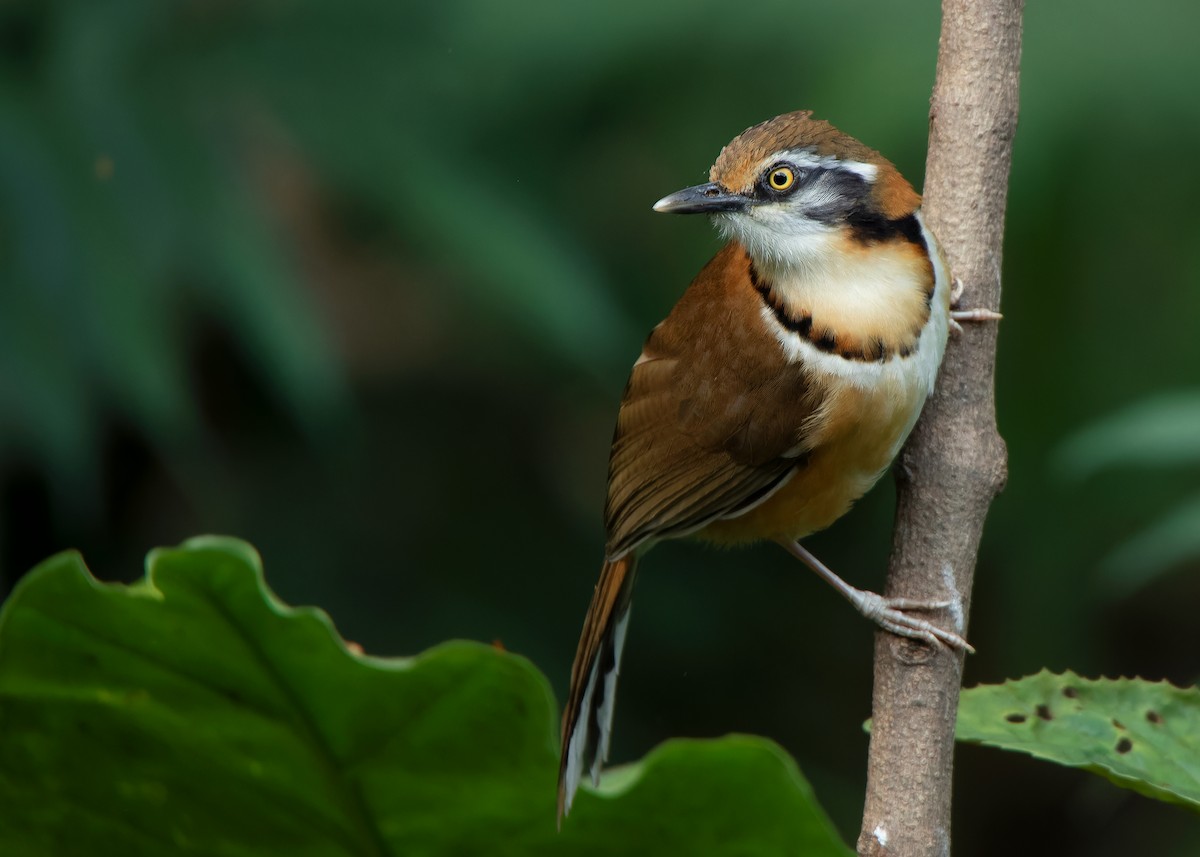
[{"left": 604, "top": 242, "right": 827, "bottom": 558}]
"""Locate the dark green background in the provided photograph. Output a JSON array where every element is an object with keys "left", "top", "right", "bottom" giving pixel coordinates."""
[{"left": 1, "top": 1, "right": 1197, "bottom": 854}]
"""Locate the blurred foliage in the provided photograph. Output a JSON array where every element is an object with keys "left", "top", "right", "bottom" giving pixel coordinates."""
[
  {"left": 0, "top": 0, "right": 349, "bottom": 516},
  {"left": 0, "top": 538, "right": 851, "bottom": 856},
  {"left": 1, "top": 0, "right": 1199, "bottom": 855},
  {"left": 1057, "top": 393, "right": 1200, "bottom": 593},
  {"left": 957, "top": 671, "right": 1200, "bottom": 813},
  {"left": 1058, "top": 394, "right": 1200, "bottom": 477}
]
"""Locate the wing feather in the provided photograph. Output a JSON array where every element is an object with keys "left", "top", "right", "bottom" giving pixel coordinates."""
[{"left": 603, "top": 243, "right": 827, "bottom": 558}]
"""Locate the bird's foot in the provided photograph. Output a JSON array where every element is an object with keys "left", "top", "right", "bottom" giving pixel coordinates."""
[
  {"left": 849, "top": 588, "right": 975, "bottom": 653},
  {"left": 949, "top": 277, "right": 1002, "bottom": 335},
  {"left": 950, "top": 308, "right": 1003, "bottom": 334},
  {"left": 778, "top": 540, "right": 974, "bottom": 653}
]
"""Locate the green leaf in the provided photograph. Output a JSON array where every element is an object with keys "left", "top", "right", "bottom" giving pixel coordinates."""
[
  {"left": 957, "top": 671, "right": 1200, "bottom": 812},
  {"left": 577, "top": 737, "right": 853, "bottom": 856},
  {"left": 0, "top": 538, "right": 850, "bottom": 856}
]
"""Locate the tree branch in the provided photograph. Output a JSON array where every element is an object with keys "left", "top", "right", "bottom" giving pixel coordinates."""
[{"left": 857, "top": 1, "right": 1023, "bottom": 854}]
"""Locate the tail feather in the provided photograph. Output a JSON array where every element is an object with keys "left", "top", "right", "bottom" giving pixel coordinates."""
[{"left": 557, "top": 555, "right": 638, "bottom": 823}]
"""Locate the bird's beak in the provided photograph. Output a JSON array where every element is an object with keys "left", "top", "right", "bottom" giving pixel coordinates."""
[{"left": 652, "top": 182, "right": 749, "bottom": 214}]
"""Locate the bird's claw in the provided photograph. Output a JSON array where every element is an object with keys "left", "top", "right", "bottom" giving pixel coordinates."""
[
  {"left": 948, "top": 276, "right": 1002, "bottom": 336},
  {"left": 856, "top": 590, "right": 975, "bottom": 653}
]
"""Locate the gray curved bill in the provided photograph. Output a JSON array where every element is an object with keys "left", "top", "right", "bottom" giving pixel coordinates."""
[{"left": 652, "top": 182, "right": 749, "bottom": 214}]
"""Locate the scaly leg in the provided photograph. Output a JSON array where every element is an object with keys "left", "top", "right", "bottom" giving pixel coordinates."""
[{"left": 778, "top": 540, "right": 974, "bottom": 653}]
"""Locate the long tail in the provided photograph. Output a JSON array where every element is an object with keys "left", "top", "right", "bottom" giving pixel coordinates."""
[{"left": 557, "top": 554, "right": 638, "bottom": 823}]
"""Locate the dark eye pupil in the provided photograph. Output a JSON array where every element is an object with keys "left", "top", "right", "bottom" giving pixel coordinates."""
[{"left": 773, "top": 173, "right": 786, "bottom": 186}]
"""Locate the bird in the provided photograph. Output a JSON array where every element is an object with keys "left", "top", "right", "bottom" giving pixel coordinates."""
[{"left": 556, "top": 110, "right": 999, "bottom": 821}]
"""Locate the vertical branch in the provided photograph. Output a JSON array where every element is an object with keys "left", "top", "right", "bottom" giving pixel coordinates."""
[{"left": 858, "top": 1, "right": 1022, "bottom": 855}]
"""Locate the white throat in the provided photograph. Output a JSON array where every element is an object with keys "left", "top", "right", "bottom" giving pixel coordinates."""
[
  {"left": 715, "top": 205, "right": 840, "bottom": 280},
  {"left": 717, "top": 210, "right": 937, "bottom": 332}
]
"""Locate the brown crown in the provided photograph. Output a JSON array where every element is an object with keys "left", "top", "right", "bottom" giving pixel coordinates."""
[{"left": 709, "top": 110, "right": 922, "bottom": 220}]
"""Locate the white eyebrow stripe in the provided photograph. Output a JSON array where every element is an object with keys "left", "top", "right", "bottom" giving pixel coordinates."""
[{"left": 778, "top": 149, "right": 879, "bottom": 182}]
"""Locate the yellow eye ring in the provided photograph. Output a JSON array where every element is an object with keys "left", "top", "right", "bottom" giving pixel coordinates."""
[{"left": 766, "top": 166, "right": 796, "bottom": 192}]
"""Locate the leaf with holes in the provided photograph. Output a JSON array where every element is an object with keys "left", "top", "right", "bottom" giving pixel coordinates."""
[
  {"left": 0, "top": 537, "right": 851, "bottom": 856},
  {"left": 956, "top": 671, "right": 1200, "bottom": 812}
]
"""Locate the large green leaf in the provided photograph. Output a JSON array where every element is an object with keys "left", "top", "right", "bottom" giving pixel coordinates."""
[
  {"left": 957, "top": 671, "right": 1200, "bottom": 812},
  {"left": 0, "top": 537, "right": 850, "bottom": 856}
]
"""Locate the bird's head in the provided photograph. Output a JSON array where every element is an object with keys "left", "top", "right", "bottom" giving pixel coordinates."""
[{"left": 653, "top": 111, "right": 922, "bottom": 271}]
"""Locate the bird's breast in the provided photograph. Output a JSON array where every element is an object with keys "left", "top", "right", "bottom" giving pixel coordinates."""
[{"left": 700, "top": 219, "right": 951, "bottom": 544}]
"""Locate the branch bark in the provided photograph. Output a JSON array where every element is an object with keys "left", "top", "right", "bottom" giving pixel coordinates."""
[{"left": 857, "top": 1, "right": 1022, "bottom": 855}]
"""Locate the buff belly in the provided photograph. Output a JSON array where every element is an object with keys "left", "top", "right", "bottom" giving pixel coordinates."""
[{"left": 698, "top": 378, "right": 925, "bottom": 545}]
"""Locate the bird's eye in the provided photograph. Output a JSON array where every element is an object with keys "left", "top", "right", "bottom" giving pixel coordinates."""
[{"left": 766, "top": 166, "right": 796, "bottom": 192}]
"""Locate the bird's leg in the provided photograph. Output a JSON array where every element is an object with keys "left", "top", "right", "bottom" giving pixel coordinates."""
[
  {"left": 777, "top": 540, "right": 974, "bottom": 653},
  {"left": 949, "top": 277, "right": 1002, "bottom": 335}
]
